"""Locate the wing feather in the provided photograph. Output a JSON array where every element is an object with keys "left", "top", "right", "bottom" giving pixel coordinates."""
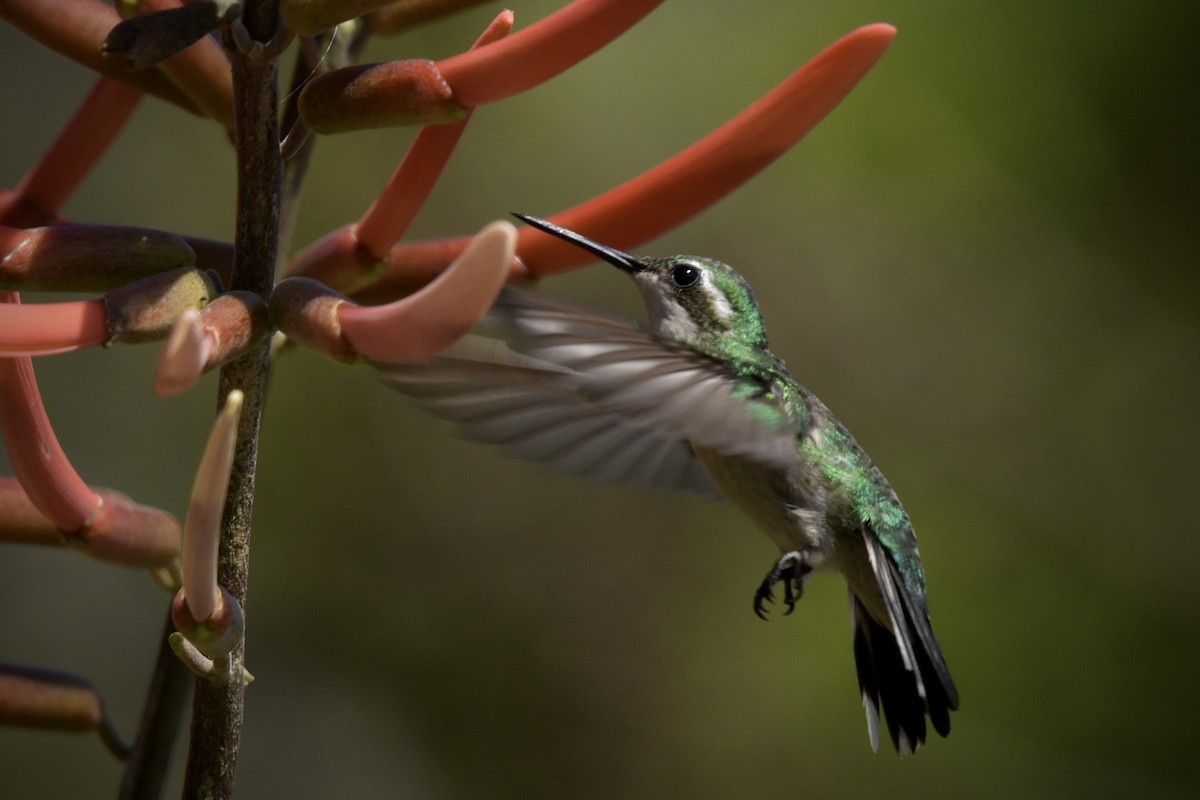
[
  {"left": 491, "top": 287, "right": 798, "bottom": 467},
  {"left": 376, "top": 334, "right": 716, "bottom": 496},
  {"left": 374, "top": 286, "right": 798, "bottom": 496}
]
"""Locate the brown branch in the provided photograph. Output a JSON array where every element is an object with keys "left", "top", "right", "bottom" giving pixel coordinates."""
[
  {"left": 181, "top": 1, "right": 282, "bottom": 796},
  {"left": 117, "top": 608, "right": 193, "bottom": 800}
]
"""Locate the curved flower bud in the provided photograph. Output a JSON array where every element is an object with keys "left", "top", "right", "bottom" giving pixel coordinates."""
[
  {"left": 154, "top": 292, "right": 271, "bottom": 397},
  {"left": 181, "top": 389, "right": 242, "bottom": 621},
  {"left": 157, "top": 309, "right": 208, "bottom": 395},
  {"left": 167, "top": 387, "right": 250, "bottom": 681},
  {"left": 353, "top": 24, "right": 897, "bottom": 299},
  {"left": 0, "top": 224, "right": 196, "bottom": 292},
  {"left": 0, "top": 350, "right": 101, "bottom": 532},
  {"left": 277, "top": 221, "right": 514, "bottom": 362},
  {"left": 339, "top": 220, "right": 514, "bottom": 362},
  {"left": 0, "top": 663, "right": 130, "bottom": 759},
  {"left": 0, "top": 663, "right": 103, "bottom": 731}
]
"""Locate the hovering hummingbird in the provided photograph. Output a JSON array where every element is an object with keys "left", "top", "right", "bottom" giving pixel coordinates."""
[{"left": 377, "top": 214, "right": 959, "bottom": 753}]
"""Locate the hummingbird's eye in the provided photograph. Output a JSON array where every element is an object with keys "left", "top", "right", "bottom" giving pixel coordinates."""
[{"left": 671, "top": 264, "right": 702, "bottom": 287}]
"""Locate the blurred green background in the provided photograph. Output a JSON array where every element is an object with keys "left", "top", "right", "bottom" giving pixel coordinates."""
[{"left": 2, "top": 1, "right": 1198, "bottom": 797}]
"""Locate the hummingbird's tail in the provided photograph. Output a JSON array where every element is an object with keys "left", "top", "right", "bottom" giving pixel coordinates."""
[{"left": 849, "top": 534, "right": 959, "bottom": 754}]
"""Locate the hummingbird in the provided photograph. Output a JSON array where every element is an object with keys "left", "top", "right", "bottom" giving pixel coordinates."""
[{"left": 376, "top": 214, "right": 959, "bottom": 753}]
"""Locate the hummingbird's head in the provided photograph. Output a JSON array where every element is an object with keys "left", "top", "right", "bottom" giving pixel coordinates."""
[{"left": 514, "top": 214, "right": 769, "bottom": 352}]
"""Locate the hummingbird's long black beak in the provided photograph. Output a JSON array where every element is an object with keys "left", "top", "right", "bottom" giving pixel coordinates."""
[{"left": 513, "top": 213, "right": 646, "bottom": 273}]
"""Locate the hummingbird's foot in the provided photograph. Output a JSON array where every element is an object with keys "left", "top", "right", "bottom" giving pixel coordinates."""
[{"left": 753, "top": 551, "right": 812, "bottom": 620}]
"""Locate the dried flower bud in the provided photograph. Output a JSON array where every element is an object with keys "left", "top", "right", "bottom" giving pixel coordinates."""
[
  {"left": 0, "top": 663, "right": 129, "bottom": 759},
  {"left": 0, "top": 663, "right": 103, "bottom": 732},
  {"left": 103, "top": 1, "right": 228, "bottom": 70},
  {"left": 0, "top": 223, "right": 195, "bottom": 292}
]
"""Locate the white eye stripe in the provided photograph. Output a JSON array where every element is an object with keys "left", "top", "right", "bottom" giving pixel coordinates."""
[{"left": 701, "top": 271, "right": 736, "bottom": 323}]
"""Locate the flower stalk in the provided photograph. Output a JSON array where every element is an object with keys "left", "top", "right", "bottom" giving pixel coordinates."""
[{"left": 181, "top": 3, "right": 280, "bottom": 794}]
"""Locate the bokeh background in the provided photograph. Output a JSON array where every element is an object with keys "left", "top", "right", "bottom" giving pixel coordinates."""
[{"left": 2, "top": 1, "right": 1198, "bottom": 797}]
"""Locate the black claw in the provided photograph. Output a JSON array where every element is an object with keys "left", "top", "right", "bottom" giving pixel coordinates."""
[
  {"left": 753, "top": 551, "right": 811, "bottom": 620},
  {"left": 783, "top": 578, "right": 799, "bottom": 615},
  {"left": 753, "top": 585, "right": 775, "bottom": 620}
]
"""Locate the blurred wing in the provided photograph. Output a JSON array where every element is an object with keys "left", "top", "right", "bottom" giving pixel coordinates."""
[
  {"left": 374, "top": 287, "right": 797, "bottom": 495},
  {"left": 490, "top": 288, "right": 798, "bottom": 467},
  {"left": 375, "top": 335, "right": 719, "bottom": 496}
]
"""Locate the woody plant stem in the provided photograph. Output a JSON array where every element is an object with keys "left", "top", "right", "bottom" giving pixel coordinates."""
[{"left": 182, "top": 1, "right": 281, "bottom": 796}]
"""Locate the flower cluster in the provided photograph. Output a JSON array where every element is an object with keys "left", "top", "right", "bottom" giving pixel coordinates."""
[{"left": 0, "top": 0, "right": 894, "bottom": 782}]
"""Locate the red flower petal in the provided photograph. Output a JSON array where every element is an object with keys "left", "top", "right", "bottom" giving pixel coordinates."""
[{"left": 436, "top": 0, "right": 664, "bottom": 107}]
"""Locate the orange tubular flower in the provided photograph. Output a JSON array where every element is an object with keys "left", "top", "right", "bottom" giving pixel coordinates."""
[
  {"left": 0, "top": 351, "right": 102, "bottom": 531},
  {"left": 435, "top": 0, "right": 665, "bottom": 108},
  {"left": 352, "top": 10, "right": 513, "bottom": 256},
  {"left": 516, "top": 23, "right": 899, "bottom": 272},
  {"left": 0, "top": 77, "right": 142, "bottom": 227},
  {"left": 288, "top": 10, "right": 514, "bottom": 294},
  {"left": 337, "top": 220, "right": 516, "bottom": 362},
  {"left": 275, "top": 221, "right": 516, "bottom": 364},
  {"left": 0, "top": 55, "right": 153, "bottom": 541},
  {"left": 0, "top": 298, "right": 108, "bottom": 357},
  {"left": 354, "top": 23, "right": 898, "bottom": 301},
  {"left": 289, "top": 2, "right": 670, "bottom": 290}
]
